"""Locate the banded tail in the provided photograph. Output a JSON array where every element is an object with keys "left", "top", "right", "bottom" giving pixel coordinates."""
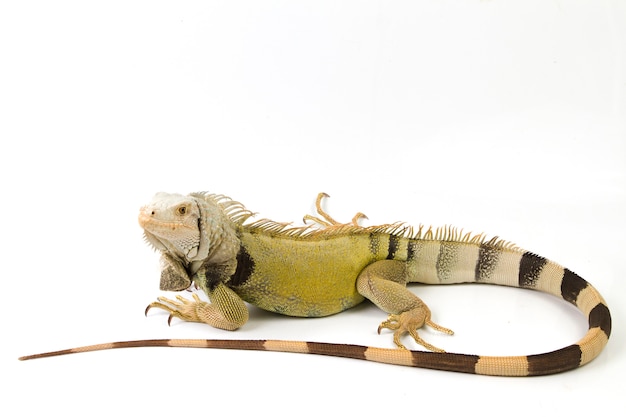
[
  {"left": 18, "top": 328, "right": 608, "bottom": 376},
  {"left": 20, "top": 267, "right": 610, "bottom": 378}
]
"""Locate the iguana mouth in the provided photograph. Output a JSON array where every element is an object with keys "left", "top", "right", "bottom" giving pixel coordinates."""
[
  {"left": 138, "top": 206, "right": 200, "bottom": 242},
  {"left": 138, "top": 209, "right": 193, "bottom": 232},
  {"left": 138, "top": 210, "right": 152, "bottom": 232}
]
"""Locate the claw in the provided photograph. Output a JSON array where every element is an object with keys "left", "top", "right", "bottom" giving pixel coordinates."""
[
  {"left": 426, "top": 319, "right": 454, "bottom": 335},
  {"left": 145, "top": 301, "right": 171, "bottom": 316},
  {"left": 351, "top": 212, "right": 368, "bottom": 227},
  {"left": 377, "top": 314, "right": 400, "bottom": 334},
  {"left": 314, "top": 192, "right": 339, "bottom": 225}
]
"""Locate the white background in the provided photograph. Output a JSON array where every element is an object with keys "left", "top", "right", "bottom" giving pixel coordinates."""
[{"left": 2, "top": 1, "right": 625, "bottom": 416}]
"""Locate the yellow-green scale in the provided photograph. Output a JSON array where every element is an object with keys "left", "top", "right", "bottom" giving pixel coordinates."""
[{"left": 233, "top": 231, "right": 395, "bottom": 317}]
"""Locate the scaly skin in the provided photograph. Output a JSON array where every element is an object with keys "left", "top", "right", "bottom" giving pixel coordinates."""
[{"left": 19, "top": 192, "right": 611, "bottom": 376}]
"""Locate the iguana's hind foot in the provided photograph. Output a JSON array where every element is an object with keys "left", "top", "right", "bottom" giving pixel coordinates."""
[
  {"left": 356, "top": 259, "right": 454, "bottom": 352},
  {"left": 377, "top": 308, "right": 454, "bottom": 353},
  {"left": 303, "top": 192, "right": 367, "bottom": 228}
]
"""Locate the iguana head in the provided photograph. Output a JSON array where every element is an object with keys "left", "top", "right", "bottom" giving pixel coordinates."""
[
  {"left": 139, "top": 191, "right": 244, "bottom": 291},
  {"left": 138, "top": 192, "right": 207, "bottom": 262}
]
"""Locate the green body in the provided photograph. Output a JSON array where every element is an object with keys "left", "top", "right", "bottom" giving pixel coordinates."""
[
  {"left": 135, "top": 191, "right": 611, "bottom": 374},
  {"left": 233, "top": 231, "right": 376, "bottom": 316}
]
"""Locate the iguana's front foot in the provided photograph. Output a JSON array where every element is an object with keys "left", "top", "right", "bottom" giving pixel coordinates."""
[
  {"left": 146, "top": 283, "right": 249, "bottom": 330},
  {"left": 146, "top": 294, "right": 209, "bottom": 326},
  {"left": 378, "top": 309, "right": 454, "bottom": 352}
]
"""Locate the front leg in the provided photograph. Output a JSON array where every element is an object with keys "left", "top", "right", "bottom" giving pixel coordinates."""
[
  {"left": 147, "top": 283, "right": 248, "bottom": 330},
  {"left": 147, "top": 262, "right": 249, "bottom": 331},
  {"left": 356, "top": 260, "right": 453, "bottom": 352}
]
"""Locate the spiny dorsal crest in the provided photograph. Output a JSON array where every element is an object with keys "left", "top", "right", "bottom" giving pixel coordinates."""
[{"left": 196, "top": 192, "right": 519, "bottom": 251}]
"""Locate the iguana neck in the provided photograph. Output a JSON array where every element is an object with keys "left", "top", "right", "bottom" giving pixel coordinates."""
[{"left": 188, "top": 195, "right": 240, "bottom": 275}]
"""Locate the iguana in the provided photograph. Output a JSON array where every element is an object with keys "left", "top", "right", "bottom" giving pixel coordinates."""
[{"left": 19, "top": 192, "right": 612, "bottom": 376}]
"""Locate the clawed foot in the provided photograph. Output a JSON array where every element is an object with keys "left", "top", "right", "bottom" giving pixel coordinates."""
[
  {"left": 145, "top": 293, "right": 209, "bottom": 325},
  {"left": 303, "top": 193, "right": 367, "bottom": 228},
  {"left": 378, "top": 309, "right": 454, "bottom": 353}
]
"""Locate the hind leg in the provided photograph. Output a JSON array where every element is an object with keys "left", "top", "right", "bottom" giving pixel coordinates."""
[{"left": 356, "top": 260, "right": 453, "bottom": 352}]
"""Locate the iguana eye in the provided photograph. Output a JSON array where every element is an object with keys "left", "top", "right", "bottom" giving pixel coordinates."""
[{"left": 176, "top": 205, "right": 188, "bottom": 215}]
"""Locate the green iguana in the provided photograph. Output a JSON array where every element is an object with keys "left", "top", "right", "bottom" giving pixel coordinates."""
[{"left": 19, "top": 192, "right": 612, "bottom": 376}]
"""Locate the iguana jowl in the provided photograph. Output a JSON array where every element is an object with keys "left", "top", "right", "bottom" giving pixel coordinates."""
[{"left": 20, "top": 192, "right": 612, "bottom": 376}]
